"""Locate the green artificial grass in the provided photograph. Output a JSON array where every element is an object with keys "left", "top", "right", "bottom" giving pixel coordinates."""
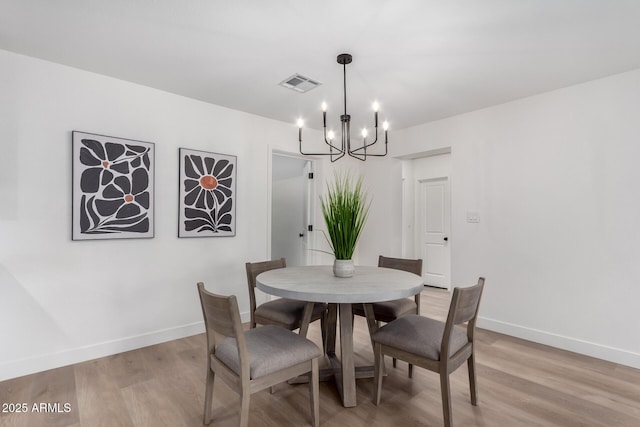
[{"left": 320, "top": 172, "right": 371, "bottom": 260}]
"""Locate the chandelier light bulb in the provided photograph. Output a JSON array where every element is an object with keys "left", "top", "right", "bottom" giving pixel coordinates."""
[
  {"left": 372, "top": 101, "right": 380, "bottom": 112},
  {"left": 361, "top": 128, "right": 368, "bottom": 138},
  {"left": 297, "top": 118, "right": 304, "bottom": 128},
  {"left": 321, "top": 102, "right": 327, "bottom": 112},
  {"left": 383, "top": 121, "right": 389, "bottom": 131},
  {"left": 327, "top": 130, "right": 335, "bottom": 140}
]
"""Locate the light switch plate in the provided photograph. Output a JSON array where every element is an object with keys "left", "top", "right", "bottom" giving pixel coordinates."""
[{"left": 467, "top": 211, "right": 480, "bottom": 223}]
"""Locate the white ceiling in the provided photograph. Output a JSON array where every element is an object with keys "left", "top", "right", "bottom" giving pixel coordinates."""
[{"left": 2, "top": 0, "right": 640, "bottom": 131}]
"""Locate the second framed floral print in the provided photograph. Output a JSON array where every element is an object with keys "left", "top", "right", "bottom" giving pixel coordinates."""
[{"left": 178, "top": 148, "right": 236, "bottom": 237}]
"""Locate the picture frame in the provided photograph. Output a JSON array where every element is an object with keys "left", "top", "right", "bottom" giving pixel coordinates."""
[
  {"left": 72, "top": 131, "right": 155, "bottom": 240},
  {"left": 178, "top": 148, "right": 237, "bottom": 237}
]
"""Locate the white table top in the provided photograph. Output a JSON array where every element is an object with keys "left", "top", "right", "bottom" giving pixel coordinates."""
[{"left": 256, "top": 265, "right": 424, "bottom": 304}]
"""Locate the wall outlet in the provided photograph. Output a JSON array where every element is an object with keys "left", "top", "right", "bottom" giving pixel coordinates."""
[{"left": 467, "top": 211, "right": 480, "bottom": 223}]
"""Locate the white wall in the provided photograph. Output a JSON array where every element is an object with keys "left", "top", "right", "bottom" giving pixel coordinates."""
[
  {"left": 372, "top": 69, "right": 640, "bottom": 368},
  {"left": 0, "top": 49, "right": 308, "bottom": 380},
  {"left": 3, "top": 47, "right": 639, "bottom": 381},
  {"left": 352, "top": 157, "right": 401, "bottom": 265}
]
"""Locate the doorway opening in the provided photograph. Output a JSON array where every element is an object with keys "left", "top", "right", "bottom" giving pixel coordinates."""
[
  {"left": 401, "top": 151, "right": 452, "bottom": 289},
  {"left": 270, "top": 153, "right": 314, "bottom": 267}
]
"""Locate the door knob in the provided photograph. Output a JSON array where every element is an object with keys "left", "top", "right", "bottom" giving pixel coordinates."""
[
  {"left": 443, "top": 237, "right": 448, "bottom": 241},
  {"left": 299, "top": 233, "right": 304, "bottom": 238}
]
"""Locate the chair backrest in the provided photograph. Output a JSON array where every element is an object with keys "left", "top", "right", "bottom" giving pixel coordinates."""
[
  {"left": 379, "top": 255, "right": 424, "bottom": 314},
  {"left": 441, "top": 278, "right": 485, "bottom": 359},
  {"left": 378, "top": 255, "right": 423, "bottom": 276},
  {"left": 197, "top": 283, "right": 247, "bottom": 361},
  {"left": 245, "top": 258, "right": 286, "bottom": 322}
]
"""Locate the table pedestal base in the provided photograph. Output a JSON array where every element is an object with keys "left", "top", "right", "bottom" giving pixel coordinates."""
[{"left": 291, "top": 302, "right": 382, "bottom": 407}]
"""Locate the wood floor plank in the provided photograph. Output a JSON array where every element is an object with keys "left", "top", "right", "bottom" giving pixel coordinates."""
[
  {"left": 0, "top": 373, "right": 33, "bottom": 427},
  {"left": 0, "top": 366, "right": 79, "bottom": 427},
  {"left": 481, "top": 338, "right": 640, "bottom": 416},
  {"left": 73, "top": 358, "right": 136, "bottom": 427},
  {"left": 1, "top": 287, "right": 639, "bottom": 426}
]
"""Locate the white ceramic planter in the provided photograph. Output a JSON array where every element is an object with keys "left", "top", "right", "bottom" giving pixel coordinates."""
[{"left": 333, "top": 259, "right": 355, "bottom": 278}]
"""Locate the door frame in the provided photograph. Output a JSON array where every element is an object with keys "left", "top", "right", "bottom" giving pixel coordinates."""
[
  {"left": 399, "top": 148, "right": 452, "bottom": 290},
  {"left": 267, "top": 147, "right": 318, "bottom": 265}
]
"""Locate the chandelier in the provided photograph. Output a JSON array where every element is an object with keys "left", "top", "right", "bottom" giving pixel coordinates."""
[{"left": 297, "top": 53, "right": 389, "bottom": 162}]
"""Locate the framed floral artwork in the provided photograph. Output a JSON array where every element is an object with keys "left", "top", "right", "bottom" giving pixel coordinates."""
[
  {"left": 72, "top": 131, "right": 154, "bottom": 240},
  {"left": 179, "top": 148, "right": 236, "bottom": 237}
]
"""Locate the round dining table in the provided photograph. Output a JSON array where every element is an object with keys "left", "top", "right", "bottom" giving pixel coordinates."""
[{"left": 256, "top": 265, "right": 424, "bottom": 407}]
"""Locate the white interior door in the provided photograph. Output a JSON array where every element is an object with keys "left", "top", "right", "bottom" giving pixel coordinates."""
[
  {"left": 271, "top": 155, "right": 311, "bottom": 266},
  {"left": 417, "top": 178, "right": 451, "bottom": 288}
]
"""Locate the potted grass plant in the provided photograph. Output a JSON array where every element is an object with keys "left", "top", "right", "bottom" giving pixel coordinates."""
[{"left": 320, "top": 172, "right": 371, "bottom": 278}]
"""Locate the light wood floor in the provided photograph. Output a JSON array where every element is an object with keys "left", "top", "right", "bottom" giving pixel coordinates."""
[{"left": 2, "top": 287, "right": 639, "bottom": 427}]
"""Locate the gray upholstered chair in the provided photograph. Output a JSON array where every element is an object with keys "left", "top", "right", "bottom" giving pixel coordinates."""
[
  {"left": 371, "top": 278, "right": 485, "bottom": 427},
  {"left": 352, "top": 255, "right": 423, "bottom": 376},
  {"left": 197, "top": 282, "right": 321, "bottom": 427},
  {"left": 246, "top": 258, "right": 327, "bottom": 345}
]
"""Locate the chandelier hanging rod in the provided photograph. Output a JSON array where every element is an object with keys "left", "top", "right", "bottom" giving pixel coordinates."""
[{"left": 298, "top": 53, "right": 389, "bottom": 162}]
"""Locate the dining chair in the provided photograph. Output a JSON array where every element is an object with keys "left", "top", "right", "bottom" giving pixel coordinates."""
[
  {"left": 246, "top": 258, "right": 327, "bottom": 346},
  {"left": 352, "top": 255, "right": 423, "bottom": 376},
  {"left": 371, "top": 277, "right": 485, "bottom": 427},
  {"left": 197, "top": 282, "right": 321, "bottom": 427}
]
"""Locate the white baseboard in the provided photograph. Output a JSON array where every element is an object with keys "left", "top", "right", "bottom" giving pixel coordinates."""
[
  {"left": 1, "top": 312, "right": 254, "bottom": 382},
  {"left": 7, "top": 314, "right": 635, "bottom": 382},
  {"left": 478, "top": 316, "right": 640, "bottom": 369},
  {"left": 0, "top": 321, "right": 206, "bottom": 382}
]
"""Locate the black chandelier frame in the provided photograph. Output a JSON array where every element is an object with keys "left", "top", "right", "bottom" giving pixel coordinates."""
[{"left": 298, "top": 53, "right": 388, "bottom": 162}]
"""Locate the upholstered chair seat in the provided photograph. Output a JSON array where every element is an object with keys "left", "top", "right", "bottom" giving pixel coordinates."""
[
  {"left": 352, "top": 297, "right": 417, "bottom": 324},
  {"left": 255, "top": 298, "right": 328, "bottom": 330},
  {"left": 371, "top": 315, "right": 468, "bottom": 361},
  {"left": 216, "top": 325, "right": 323, "bottom": 379}
]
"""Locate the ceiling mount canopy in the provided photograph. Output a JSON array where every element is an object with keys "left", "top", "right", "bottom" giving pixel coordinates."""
[{"left": 298, "top": 53, "right": 389, "bottom": 162}]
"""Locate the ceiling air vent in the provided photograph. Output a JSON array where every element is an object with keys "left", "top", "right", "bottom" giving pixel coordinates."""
[{"left": 279, "top": 74, "right": 321, "bottom": 93}]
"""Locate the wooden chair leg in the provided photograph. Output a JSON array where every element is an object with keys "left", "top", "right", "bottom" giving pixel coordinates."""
[
  {"left": 440, "top": 370, "right": 453, "bottom": 427},
  {"left": 372, "top": 343, "right": 384, "bottom": 405},
  {"left": 310, "top": 358, "right": 320, "bottom": 427},
  {"left": 321, "top": 312, "right": 327, "bottom": 353},
  {"left": 203, "top": 368, "right": 214, "bottom": 425},
  {"left": 363, "top": 304, "right": 379, "bottom": 352},
  {"left": 240, "top": 389, "right": 251, "bottom": 427},
  {"left": 408, "top": 363, "right": 413, "bottom": 378},
  {"left": 468, "top": 353, "right": 478, "bottom": 405}
]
